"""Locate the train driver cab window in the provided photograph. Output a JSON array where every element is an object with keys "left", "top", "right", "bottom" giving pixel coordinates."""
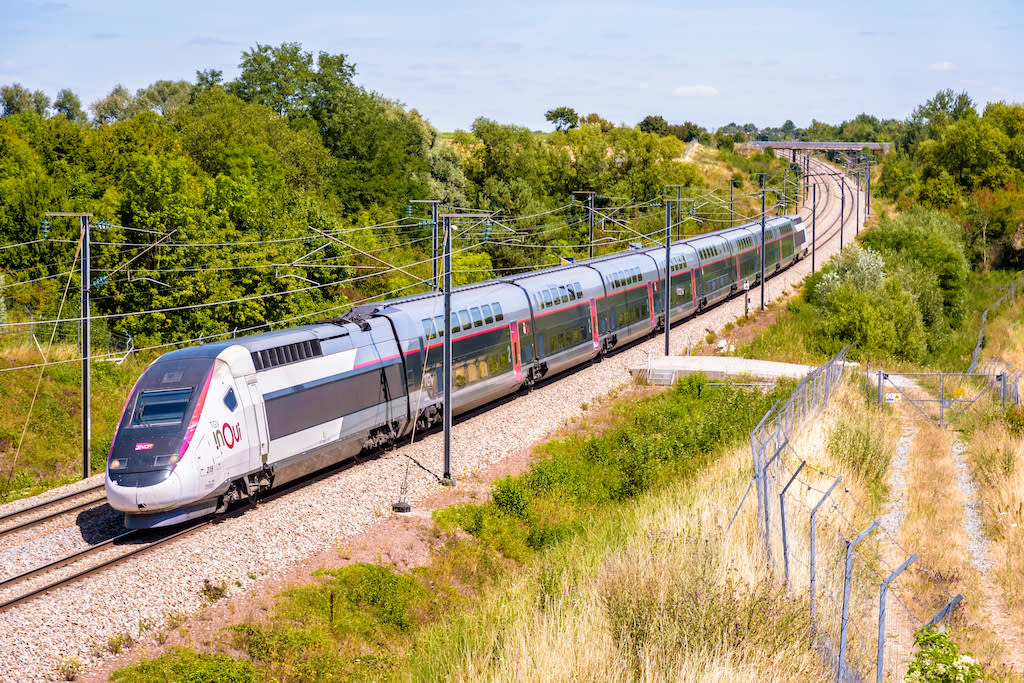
[
  {"left": 493, "top": 302, "right": 504, "bottom": 321},
  {"left": 458, "top": 310, "right": 472, "bottom": 330},
  {"left": 471, "top": 307, "right": 483, "bottom": 327},
  {"left": 132, "top": 388, "right": 193, "bottom": 426},
  {"left": 223, "top": 387, "right": 238, "bottom": 412},
  {"left": 482, "top": 304, "right": 494, "bottom": 324}
]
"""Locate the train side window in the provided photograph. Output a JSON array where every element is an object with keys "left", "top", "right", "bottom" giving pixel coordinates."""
[
  {"left": 493, "top": 302, "right": 504, "bottom": 321},
  {"left": 541, "top": 289, "right": 553, "bottom": 308},
  {"left": 434, "top": 315, "right": 445, "bottom": 336},
  {"left": 458, "top": 309, "right": 472, "bottom": 330},
  {"left": 223, "top": 388, "right": 238, "bottom": 412},
  {"left": 471, "top": 307, "right": 483, "bottom": 327},
  {"left": 482, "top": 304, "right": 494, "bottom": 324},
  {"left": 574, "top": 282, "right": 583, "bottom": 299},
  {"left": 450, "top": 313, "right": 460, "bottom": 333},
  {"left": 421, "top": 318, "right": 434, "bottom": 339},
  {"left": 558, "top": 285, "right": 568, "bottom": 303}
]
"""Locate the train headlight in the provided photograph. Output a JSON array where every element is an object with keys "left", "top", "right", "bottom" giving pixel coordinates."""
[
  {"left": 109, "top": 459, "right": 126, "bottom": 470},
  {"left": 154, "top": 454, "right": 180, "bottom": 466}
]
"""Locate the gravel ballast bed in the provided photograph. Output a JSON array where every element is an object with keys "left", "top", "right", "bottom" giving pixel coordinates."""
[{"left": 0, "top": 170, "right": 857, "bottom": 682}]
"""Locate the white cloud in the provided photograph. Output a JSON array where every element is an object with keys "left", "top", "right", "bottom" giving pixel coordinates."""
[
  {"left": 673, "top": 84, "right": 718, "bottom": 97},
  {"left": 929, "top": 61, "right": 955, "bottom": 71}
]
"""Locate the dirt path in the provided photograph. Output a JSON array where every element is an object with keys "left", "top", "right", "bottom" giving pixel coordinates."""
[{"left": 950, "top": 434, "right": 1024, "bottom": 673}]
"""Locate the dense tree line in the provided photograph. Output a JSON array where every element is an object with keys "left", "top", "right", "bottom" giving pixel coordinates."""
[{"left": 2, "top": 43, "right": 782, "bottom": 349}]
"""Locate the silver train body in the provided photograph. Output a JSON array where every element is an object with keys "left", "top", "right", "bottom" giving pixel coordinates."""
[{"left": 106, "top": 215, "right": 806, "bottom": 528}]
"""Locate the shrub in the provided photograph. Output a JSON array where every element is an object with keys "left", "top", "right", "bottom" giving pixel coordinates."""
[{"left": 905, "top": 627, "right": 987, "bottom": 682}]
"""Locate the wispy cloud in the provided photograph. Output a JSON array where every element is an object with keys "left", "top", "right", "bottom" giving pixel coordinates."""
[
  {"left": 40, "top": 2, "right": 68, "bottom": 11},
  {"left": 928, "top": 61, "right": 955, "bottom": 71},
  {"left": 674, "top": 84, "right": 718, "bottom": 97}
]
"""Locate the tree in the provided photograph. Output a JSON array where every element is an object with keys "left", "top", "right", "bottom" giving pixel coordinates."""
[
  {"left": 637, "top": 115, "right": 669, "bottom": 137},
  {"left": 581, "top": 112, "right": 613, "bottom": 132},
  {"left": 136, "top": 80, "right": 193, "bottom": 116},
  {"left": 1, "top": 83, "right": 49, "bottom": 117},
  {"left": 545, "top": 106, "right": 578, "bottom": 131},
  {"left": 229, "top": 41, "right": 326, "bottom": 119},
  {"left": 781, "top": 119, "right": 796, "bottom": 138},
  {"left": 53, "top": 89, "right": 87, "bottom": 122},
  {"left": 92, "top": 85, "right": 138, "bottom": 124}
]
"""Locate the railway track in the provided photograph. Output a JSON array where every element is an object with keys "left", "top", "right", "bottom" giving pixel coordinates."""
[
  {"left": 0, "top": 523, "right": 205, "bottom": 613},
  {"left": 0, "top": 482, "right": 107, "bottom": 541}
]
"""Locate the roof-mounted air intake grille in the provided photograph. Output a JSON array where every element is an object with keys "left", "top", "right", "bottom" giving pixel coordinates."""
[{"left": 251, "top": 339, "right": 323, "bottom": 371}]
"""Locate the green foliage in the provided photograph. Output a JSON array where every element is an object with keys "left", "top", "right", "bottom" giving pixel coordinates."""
[
  {"left": 111, "top": 649, "right": 256, "bottom": 682},
  {"left": 436, "top": 378, "right": 788, "bottom": 561},
  {"left": 827, "top": 414, "right": 888, "bottom": 505},
  {"left": 805, "top": 208, "right": 970, "bottom": 363},
  {"left": 545, "top": 106, "right": 579, "bottom": 131},
  {"left": 905, "top": 627, "right": 987, "bottom": 682}
]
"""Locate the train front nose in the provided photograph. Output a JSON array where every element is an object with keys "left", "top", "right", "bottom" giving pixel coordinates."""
[{"left": 105, "top": 462, "right": 183, "bottom": 512}]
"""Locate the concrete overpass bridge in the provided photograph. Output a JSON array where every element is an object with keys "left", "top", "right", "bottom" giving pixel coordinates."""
[{"left": 739, "top": 140, "right": 891, "bottom": 155}]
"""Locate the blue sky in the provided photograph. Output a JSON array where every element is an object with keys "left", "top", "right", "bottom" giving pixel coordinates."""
[{"left": 3, "top": 0, "right": 1021, "bottom": 132}]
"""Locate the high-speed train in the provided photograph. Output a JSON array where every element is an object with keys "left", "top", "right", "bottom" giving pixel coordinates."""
[{"left": 106, "top": 214, "right": 806, "bottom": 528}]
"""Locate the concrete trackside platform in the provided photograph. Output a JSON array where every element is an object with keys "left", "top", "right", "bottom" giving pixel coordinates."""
[{"left": 631, "top": 355, "right": 816, "bottom": 385}]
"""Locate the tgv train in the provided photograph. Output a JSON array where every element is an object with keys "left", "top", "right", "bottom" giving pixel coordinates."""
[{"left": 106, "top": 215, "right": 806, "bottom": 528}]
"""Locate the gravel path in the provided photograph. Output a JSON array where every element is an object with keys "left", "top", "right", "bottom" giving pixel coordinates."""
[
  {"left": 878, "top": 425, "right": 915, "bottom": 539},
  {"left": 951, "top": 435, "right": 993, "bottom": 572},
  {"left": 0, "top": 159, "right": 860, "bottom": 682}
]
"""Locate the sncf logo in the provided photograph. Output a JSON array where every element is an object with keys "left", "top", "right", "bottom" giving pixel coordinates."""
[
  {"left": 214, "top": 423, "right": 242, "bottom": 449},
  {"left": 135, "top": 442, "right": 154, "bottom": 451}
]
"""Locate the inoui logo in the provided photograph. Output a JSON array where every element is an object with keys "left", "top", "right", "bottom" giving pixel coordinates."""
[{"left": 220, "top": 422, "right": 242, "bottom": 448}]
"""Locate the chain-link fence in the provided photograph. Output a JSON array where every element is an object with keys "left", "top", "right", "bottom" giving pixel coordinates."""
[
  {"left": 968, "top": 277, "right": 1019, "bottom": 374},
  {"left": 746, "top": 347, "right": 963, "bottom": 682}
]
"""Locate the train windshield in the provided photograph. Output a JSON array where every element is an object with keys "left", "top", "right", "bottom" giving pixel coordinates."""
[{"left": 131, "top": 388, "right": 194, "bottom": 426}]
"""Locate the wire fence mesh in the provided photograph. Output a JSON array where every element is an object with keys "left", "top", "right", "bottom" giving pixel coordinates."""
[{"left": 747, "top": 346, "right": 963, "bottom": 682}]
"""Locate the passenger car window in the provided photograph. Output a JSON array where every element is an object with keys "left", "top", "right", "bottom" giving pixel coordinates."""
[
  {"left": 434, "top": 315, "right": 445, "bottom": 336},
  {"left": 541, "top": 290, "right": 553, "bottom": 308},
  {"left": 558, "top": 285, "right": 568, "bottom": 303},
  {"left": 458, "top": 310, "right": 471, "bottom": 330},
  {"left": 471, "top": 307, "right": 483, "bottom": 327},
  {"left": 482, "top": 304, "right": 494, "bottom": 324},
  {"left": 493, "top": 302, "right": 504, "bottom": 321},
  {"left": 421, "top": 318, "right": 434, "bottom": 339}
]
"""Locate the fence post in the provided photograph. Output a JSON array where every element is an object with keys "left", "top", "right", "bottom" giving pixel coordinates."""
[
  {"left": 925, "top": 594, "right": 963, "bottom": 628},
  {"left": 877, "top": 371, "right": 884, "bottom": 407},
  {"left": 839, "top": 520, "right": 879, "bottom": 682},
  {"left": 780, "top": 460, "right": 807, "bottom": 586},
  {"left": 810, "top": 476, "right": 843, "bottom": 634},
  {"left": 877, "top": 554, "right": 917, "bottom": 683},
  {"left": 939, "top": 374, "right": 945, "bottom": 427}
]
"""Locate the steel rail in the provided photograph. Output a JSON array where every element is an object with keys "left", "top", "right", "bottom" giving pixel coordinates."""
[
  {"left": 0, "top": 494, "right": 108, "bottom": 540},
  {"left": 0, "top": 522, "right": 208, "bottom": 613},
  {"left": 0, "top": 483, "right": 105, "bottom": 525}
]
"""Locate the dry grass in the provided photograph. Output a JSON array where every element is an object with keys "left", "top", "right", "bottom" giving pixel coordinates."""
[
  {"left": 458, "top": 442, "right": 827, "bottom": 683},
  {"left": 901, "top": 415, "right": 1017, "bottom": 673},
  {"left": 964, "top": 414, "right": 1024, "bottom": 676}
]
